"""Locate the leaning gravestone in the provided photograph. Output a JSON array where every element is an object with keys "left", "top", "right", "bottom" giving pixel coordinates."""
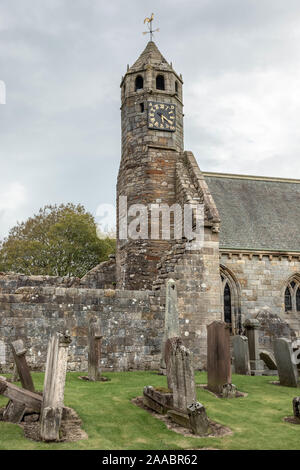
[
  {"left": 207, "top": 321, "right": 235, "bottom": 396},
  {"left": 273, "top": 338, "right": 299, "bottom": 387},
  {"left": 160, "top": 279, "right": 180, "bottom": 373},
  {"left": 88, "top": 316, "right": 103, "bottom": 381},
  {"left": 232, "top": 335, "right": 251, "bottom": 375},
  {"left": 10, "top": 339, "right": 35, "bottom": 392},
  {"left": 260, "top": 350, "right": 277, "bottom": 374},
  {"left": 165, "top": 337, "right": 210, "bottom": 435},
  {"left": 40, "top": 331, "right": 72, "bottom": 441}
]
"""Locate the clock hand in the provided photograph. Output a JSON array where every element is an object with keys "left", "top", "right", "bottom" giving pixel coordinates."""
[{"left": 161, "top": 114, "right": 173, "bottom": 125}]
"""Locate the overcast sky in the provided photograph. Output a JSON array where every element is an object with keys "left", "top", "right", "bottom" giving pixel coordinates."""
[{"left": 1, "top": 0, "right": 300, "bottom": 238}]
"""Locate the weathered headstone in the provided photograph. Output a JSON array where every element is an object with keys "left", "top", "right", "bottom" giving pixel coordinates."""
[
  {"left": 259, "top": 350, "right": 277, "bottom": 372},
  {"left": 232, "top": 335, "right": 251, "bottom": 375},
  {"left": 293, "top": 397, "right": 300, "bottom": 422},
  {"left": 244, "top": 318, "right": 264, "bottom": 375},
  {"left": 165, "top": 337, "right": 196, "bottom": 411},
  {"left": 88, "top": 316, "right": 103, "bottom": 381},
  {"left": 165, "top": 337, "right": 210, "bottom": 435},
  {"left": 0, "top": 375, "right": 42, "bottom": 423},
  {"left": 274, "top": 338, "right": 299, "bottom": 387},
  {"left": 160, "top": 279, "right": 180, "bottom": 373},
  {"left": 207, "top": 321, "right": 233, "bottom": 396},
  {"left": 187, "top": 402, "right": 210, "bottom": 436},
  {"left": 10, "top": 339, "right": 34, "bottom": 392},
  {"left": 40, "top": 331, "right": 72, "bottom": 442}
]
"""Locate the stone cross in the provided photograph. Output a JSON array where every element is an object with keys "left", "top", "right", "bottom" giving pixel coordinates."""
[
  {"left": 207, "top": 321, "right": 232, "bottom": 395},
  {"left": 244, "top": 318, "right": 264, "bottom": 375},
  {"left": 165, "top": 337, "right": 196, "bottom": 411},
  {"left": 232, "top": 335, "right": 251, "bottom": 375},
  {"left": 274, "top": 338, "right": 299, "bottom": 387},
  {"left": 88, "top": 316, "right": 103, "bottom": 381},
  {"left": 160, "top": 279, "right": 180, "bottom": 372},
  {"left": 40, "top": 331, "right": 72, "bottom": 442},
  {"left": 10, "top": 339, "right": 34, "bottom": 392}
]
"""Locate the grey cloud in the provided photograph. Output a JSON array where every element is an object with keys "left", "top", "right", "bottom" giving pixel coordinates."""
[{"left": 0, "top": 0, "right": 300, "bottom": 238}]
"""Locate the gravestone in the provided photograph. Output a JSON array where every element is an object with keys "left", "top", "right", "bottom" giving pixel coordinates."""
[
  {"left": 88, "top": 316, "right": 103, "bottom": 381},
  {"left": 260, "top": 350, "right": 277, "bottom": 373},
  {"left": 232, "top": 335, "right": 251, "bottom": 375},
  {"left": 10, "top": 339, "right": 34, "bottom": 392},
  {"left": 273, "top": 338, "right": 299, "bottom": 387},
  {"left": 160, "top": 279, "right": 180, "bottom": 373},
  {"left": 187, "top": 402, "right": 210, "bottom": 436},
  {"left": 207, "top": 321, "right": 233, "bottom": 396},
  {"left": 165, "top": 337, "right": 210, "bottom": 435},
  {"left": 0, "top": 375, "right": 42, "bottom": 423},
  {"left": 244, "top": 318, "right": 264, "bottom": 375},
  {"left": 40, "top": 331, "right": 72, "bottom": 441},
  {"left": 293, "top": 397, "right": 300, "bottom": 422},
  {"left": 165, "top": 337, "right": 196, "bottom": 411}
]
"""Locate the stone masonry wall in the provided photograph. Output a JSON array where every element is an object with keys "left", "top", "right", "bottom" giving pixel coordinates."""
[
  {"left": 221, "top": 253, "right": 300, "bottom": 337},
  {"left": 0, "top": 286, "right": 163, "bottom": 373}
]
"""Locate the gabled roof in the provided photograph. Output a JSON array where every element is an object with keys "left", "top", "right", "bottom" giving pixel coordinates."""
[{"left": 203, "top": 172, "right": 300, "bottom": 252}]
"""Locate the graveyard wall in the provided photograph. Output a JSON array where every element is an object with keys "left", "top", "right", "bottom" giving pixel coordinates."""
[
  {"left": 221, "top": 252, "right": 300, "bottom": 337},
  {"left": 0, "top": 273, "right": 80, "bottom": 293},
  {"left": 0, "top": 286, "right": 164, "bottom": 373}
]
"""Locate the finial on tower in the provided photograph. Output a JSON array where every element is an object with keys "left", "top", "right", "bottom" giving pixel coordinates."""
[{"left": 143, "top": 13, "right": 159, "bottom": 42}]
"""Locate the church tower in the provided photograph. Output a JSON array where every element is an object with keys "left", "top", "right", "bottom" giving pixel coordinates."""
[{"left": 116, "top": 41, "right": 184, "bottom": 289}]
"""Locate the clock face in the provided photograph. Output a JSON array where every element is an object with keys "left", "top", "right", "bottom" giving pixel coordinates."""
[{"left": 148, "top": 102, "right": 176, "bottom": 132}]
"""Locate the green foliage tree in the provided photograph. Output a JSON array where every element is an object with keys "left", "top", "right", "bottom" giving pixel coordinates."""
[{"left": 0, "top": 203, "right": 116, "bottom": 277}]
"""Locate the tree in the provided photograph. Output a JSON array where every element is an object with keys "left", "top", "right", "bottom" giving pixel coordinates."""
[{"left": 0, "top": 203, "right": 116, "bottom": 277}]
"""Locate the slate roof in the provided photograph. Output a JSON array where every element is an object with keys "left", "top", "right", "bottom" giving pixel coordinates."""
[{"left": 203, "top": 172, "right": 300, "bottom": 252}]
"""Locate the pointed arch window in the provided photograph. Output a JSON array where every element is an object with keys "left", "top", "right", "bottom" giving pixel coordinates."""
[
  {"left": 284, "top": 277, "right": 300, "bottom": 313},
  {"left": 220, "top": 266, "right": 242, "bottom": 334},
  {"left": 156, "top": 74, "right": 165, "bottom": 90},
  {"left": 296, "top": 288, "right": 300, "bottom": 312},
  {"left": 135, "top": 75, "right": 144, "bottom": 91},
  {"left": 224, "top": 283, "right": 232, "bottom": 324},
  {"left": 285, "top": 287, "right": 292, "bottom": 312}
]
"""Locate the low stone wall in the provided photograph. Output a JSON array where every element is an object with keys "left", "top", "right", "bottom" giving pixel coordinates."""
[
  {"left": 0, "top": 273, "right": 80, "bottom": 293},
  {"left": 0, "top": 286, "right": 163, "bottom": 373}
]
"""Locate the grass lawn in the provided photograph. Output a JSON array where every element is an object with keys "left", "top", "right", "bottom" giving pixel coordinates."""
[{"left": 0, "top": 371, "right": 299, "bottom": 450}]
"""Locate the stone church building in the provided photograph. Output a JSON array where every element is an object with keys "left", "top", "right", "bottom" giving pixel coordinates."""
[{"left": 0, "top": 41, "right": 299, "bottom": 371}]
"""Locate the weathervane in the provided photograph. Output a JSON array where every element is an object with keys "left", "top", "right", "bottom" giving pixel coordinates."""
[{"left": 143, "top": 13, "right": 159, "bottom": 41}]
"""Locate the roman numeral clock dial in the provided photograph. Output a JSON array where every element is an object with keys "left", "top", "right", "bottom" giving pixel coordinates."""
[{"left": 148, "top": 102, "right": 176, "bottom": 131}]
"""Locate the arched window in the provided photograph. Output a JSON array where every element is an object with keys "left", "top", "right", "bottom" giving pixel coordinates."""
[
  {"left": 156, "top": 74, "right": 165, "bottom": 90},
  {"left": 296, "top": 288, "right": 300, "bottom": 311},
  {"left": 220, "top": 266, "right": 242, "bottom": 334},
  {"left": 135, "top": 75, "right": 143, "bottom": 91},
  {"left": 175, "top": 81, "right": 178, "bottom": 93},
  {"left": 284, "top": 276, "right": 300, "bottom": 312},
  {"left": 224, "top": 283, "right": 232, "bottom": 324},
  {"left": 285, "top": 287, "right": 292, "bottom": 312}
]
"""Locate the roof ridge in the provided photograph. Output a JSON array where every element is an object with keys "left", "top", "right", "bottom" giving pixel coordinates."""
[{"left": 203, "top": 171, "right": 300, "bottom": 184}]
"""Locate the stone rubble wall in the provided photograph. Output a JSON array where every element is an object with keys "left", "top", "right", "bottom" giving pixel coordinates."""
[
  {"left": 0, "top": 286, "right": 164, "bottom": 373},
  {"left": 79, "top": 256, "right": 117, "bottom": 289},
  {"left": 0, "top": 272, "right": 80, "bottom": 294}
]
